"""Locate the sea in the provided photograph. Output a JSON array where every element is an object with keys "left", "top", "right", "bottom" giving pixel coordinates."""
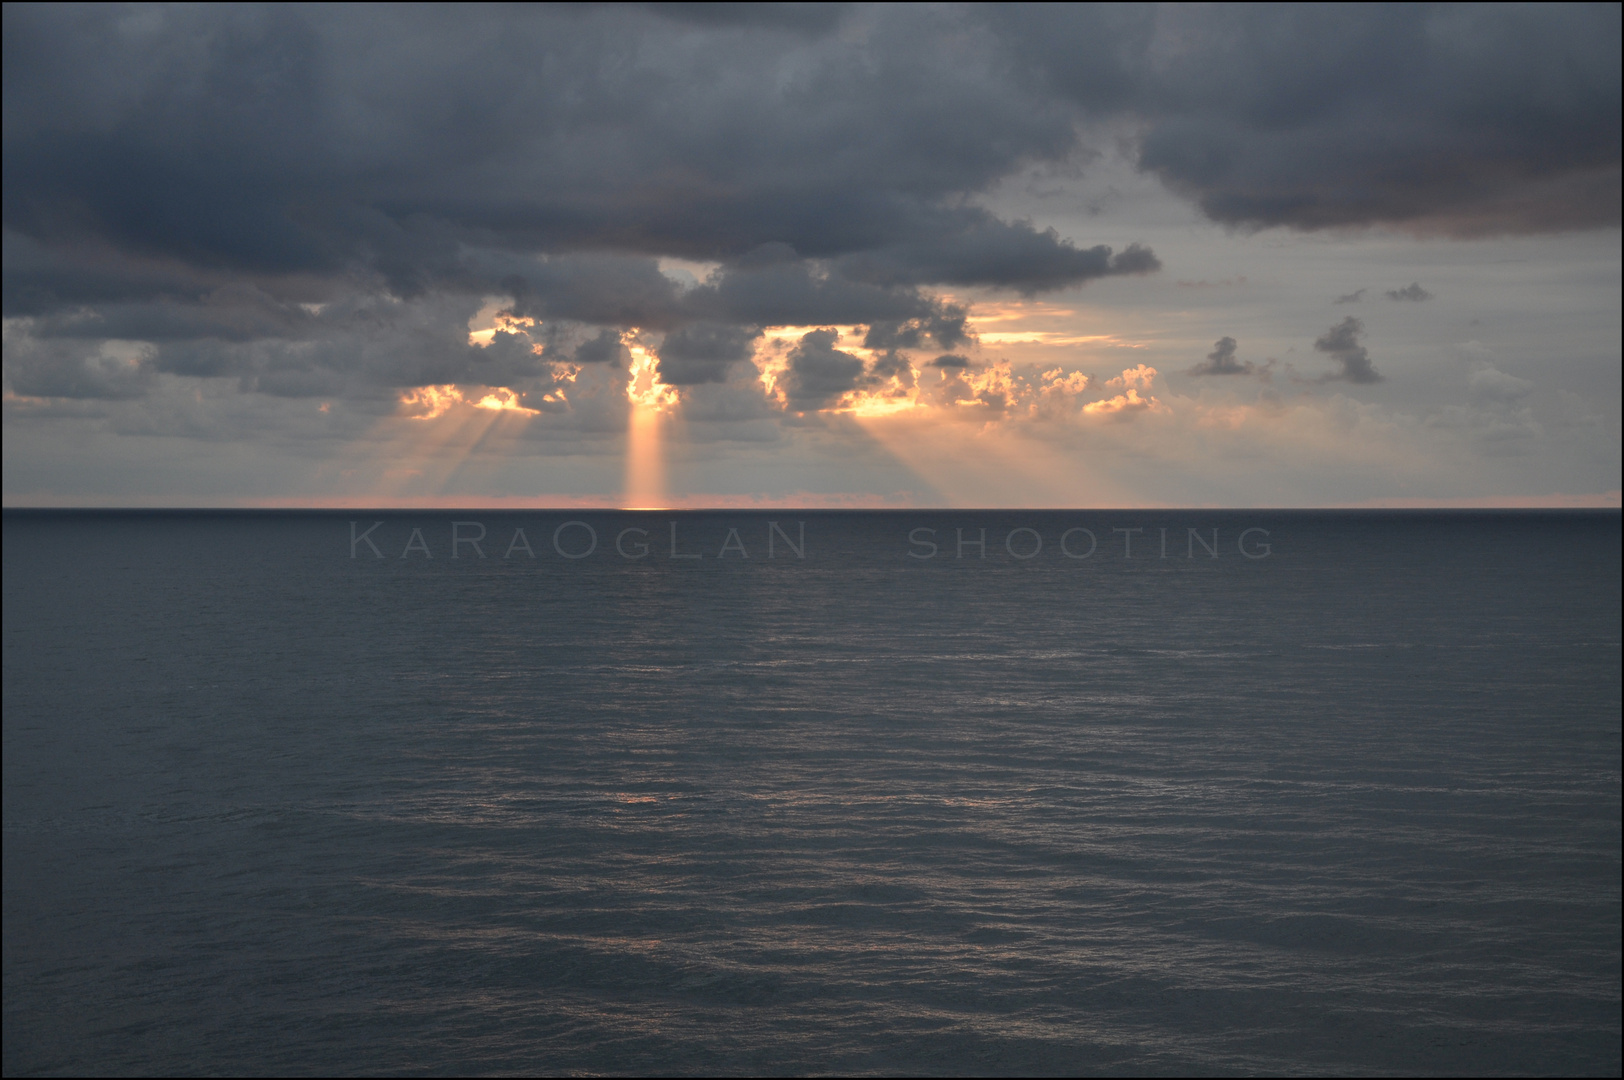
[{"left": 3, "top": 509, "right": 1619, "bottom": 1076}]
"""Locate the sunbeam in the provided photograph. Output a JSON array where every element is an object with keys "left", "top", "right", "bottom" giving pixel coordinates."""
[{"left": 623, "top": 342, "right": 676, "bottom": 509}]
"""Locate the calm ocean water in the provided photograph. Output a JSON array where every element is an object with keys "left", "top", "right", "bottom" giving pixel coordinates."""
[{"left": 3, "top": 510, "right": 1619, "bottom": 1076}]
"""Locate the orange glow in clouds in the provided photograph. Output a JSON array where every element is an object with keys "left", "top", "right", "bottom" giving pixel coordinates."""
[
  {"left": 623, "top": 342, "right": 675, "bottom": 508},
  {"left": 382, "top": 294, "right": 1164, "bottom": 508},
  {"left": 400, "top": 384, "right": 539, "bottom": 418}
]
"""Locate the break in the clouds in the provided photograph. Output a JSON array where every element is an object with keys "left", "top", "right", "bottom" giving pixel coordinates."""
[{"left": 2, "top": 3, "right": 1619, "bottom": 506}]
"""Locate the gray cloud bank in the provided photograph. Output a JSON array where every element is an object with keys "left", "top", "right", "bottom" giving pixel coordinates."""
[{"left": 3, "top": 3, "right": 1617, "bottom": 408}]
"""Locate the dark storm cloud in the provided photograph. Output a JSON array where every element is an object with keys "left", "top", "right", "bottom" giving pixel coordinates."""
[
  {"left": 831, "top": 214, "right": 1161, "bottom": 294},
  {"left": 690, "top": 248, "right": 940, "bottom": 329},
  {"left": 1386, "top": 283, "right": 1434, "bottom": 302},
  {"left": 1334, "top": 289, "right": 1367, "bottom": 305},
  {"left": 475, "top": 253, "right": 687, "bottom": 332},
  {"left": 3, "top": 3, "right": 1614, "bottom": 411},
  {"left": 929, "top": 354, "right": 971, "bottom": 369},
  {"left": 655, "top": 323, "right": 763, "bottom": 385},
  {"left": 9, "top": 3, "right": 1614, "bottom": 284},
  {"left": 1, "top": 4, "right": 1096, "bottom": 289},
  {"left": 27, "top": 283, "right": 315, "bottom": 343},
  {"left": 1117, "top": 4, "right": 1621, "bottom": 234},
  {"left": 0, "top": 230, "right": 250, "bottom": 315},
  {"left": 1187, "top": 336, "right": 1255, "bottom": 376},
  {"left": 1314, "top": 317, "right": 1383, "bottom": 385}
]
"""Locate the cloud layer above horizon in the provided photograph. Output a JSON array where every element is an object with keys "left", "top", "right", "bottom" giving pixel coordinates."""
[{"left": 3, "top": 2, "right": 1620, "bottom": 505}]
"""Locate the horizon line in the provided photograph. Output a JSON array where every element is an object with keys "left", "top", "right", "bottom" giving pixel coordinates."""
[{"left": 3, "top": 492, "right": 1619, "bottom": 513}]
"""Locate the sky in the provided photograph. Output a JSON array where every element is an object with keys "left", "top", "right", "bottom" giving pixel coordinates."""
[{"left": 3, "top": 2, "right": 1620, "bottom": 508}]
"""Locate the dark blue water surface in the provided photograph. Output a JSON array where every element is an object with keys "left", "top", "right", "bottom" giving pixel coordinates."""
[{"left": 4, "top": 510, "right": 1620, "bottom": 1076}]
